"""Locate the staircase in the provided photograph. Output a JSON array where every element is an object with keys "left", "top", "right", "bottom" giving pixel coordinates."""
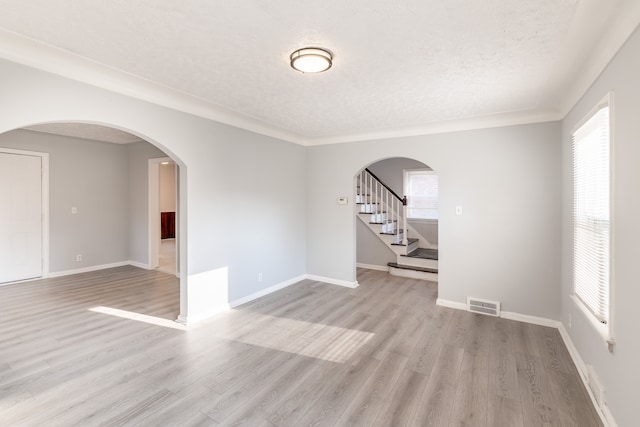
[{"left": 356, "top": 169, "right": 438, "bottom": 281}]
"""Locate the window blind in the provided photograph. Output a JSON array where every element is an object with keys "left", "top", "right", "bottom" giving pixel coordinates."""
[
  {"left": 405, "top": 170, "right": 438, "bottom": 219},
  {"left": 572, "top": 104, "right": 610, "bottom": 324}
]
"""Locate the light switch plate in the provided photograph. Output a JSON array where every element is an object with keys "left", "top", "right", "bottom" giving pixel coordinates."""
[{"left": 337, "top": 197, "right": 348, "bottom": 205}]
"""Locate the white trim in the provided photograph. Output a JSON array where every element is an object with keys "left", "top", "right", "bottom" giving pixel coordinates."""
[
  {"left": 436, "top": 298, "right": 467, "bottom": 311},
  {"left": 356, "top": 263, "right": 389, "bottom": 272},
  {"left": 48, "top": 261, "right": 130, "bottom": 278},
  {"left": 308, "top": 110, "right": 560, "bottom": 146},
  {"left": 0, "top": 29, "right": 307, "bottom": 147},
  {"left": 0, "top": 147, "right": 50, "bottom": 280},
  {"left": 229, "top": 274, "right": 307, "bottom": 308},
  {"left": 305, "top": 274, "right": 360, "bottom": 289},
  {"left": 500, "top": 311, "right": 560, "bottom": 328},
  {"left": 128, "top": 260, "right": 151, "bottom": 270},
  {"left": 558, "top": 324, "right": 617, "bottom": 427}
]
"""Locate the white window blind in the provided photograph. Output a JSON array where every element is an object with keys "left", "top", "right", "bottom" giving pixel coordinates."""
[
  {"left": 572, "top": 103, "right": 610, "bottom": 324},
  {"left": 404, "top": 169, "right": 438, "bottom": 220}
]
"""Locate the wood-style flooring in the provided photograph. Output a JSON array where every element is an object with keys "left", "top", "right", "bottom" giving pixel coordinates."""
[{"left": 0, "top": 266, "right": 602, "bottom": 426}]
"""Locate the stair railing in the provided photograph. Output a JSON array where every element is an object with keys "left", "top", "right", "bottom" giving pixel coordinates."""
[{"left": 357, "top": 168, "right": 408, "bottom": 249}]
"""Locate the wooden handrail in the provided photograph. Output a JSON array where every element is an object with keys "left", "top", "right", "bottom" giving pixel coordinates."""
[{"left": 365, "top": 168, "right": 406, "bottom": 204}]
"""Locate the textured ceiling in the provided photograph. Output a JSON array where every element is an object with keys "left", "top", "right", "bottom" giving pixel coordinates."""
[
  {"left": 25, "top": 123, "right": 143, "bottom": 144},
  {"left": 0, "top": 1, "right": 639, "bottom": 145}
]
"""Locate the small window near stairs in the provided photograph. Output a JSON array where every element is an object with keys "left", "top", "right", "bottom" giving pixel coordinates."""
[{"left": 404, "top": 169, "right": 438, "bottom": 220}]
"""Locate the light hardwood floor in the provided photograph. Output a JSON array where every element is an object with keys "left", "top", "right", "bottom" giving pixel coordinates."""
[{"left": 0, "top": 266, "right": 602, "bottom": 426}]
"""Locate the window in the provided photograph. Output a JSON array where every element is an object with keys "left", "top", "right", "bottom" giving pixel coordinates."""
[
  {"left": 404, "top": 169, "right": 438, "bottom": 220},
  {"left": 572, "top": 96, "right": 612, "bottom": 337}
]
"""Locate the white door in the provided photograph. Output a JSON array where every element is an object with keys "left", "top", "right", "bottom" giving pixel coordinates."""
[{"left": 0, "top": 152, "right": 43, "bottom": 283}]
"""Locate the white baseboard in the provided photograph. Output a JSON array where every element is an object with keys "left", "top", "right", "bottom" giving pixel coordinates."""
[
  {"left": 500, "top": 311, "right": 560, "bottom": 328},
  {"left": 437, "top": 297, "right": 614, "bottom": 427},
  {"left": 436, "top": 298, "right": 467, "bottom": 311},
  {"left": 558, "top": 324, "right": 617, "bottom": 427},
  {"left": 305, "top": 274, "right": 359, "bottom": 289},
  {"left": 356, "top": 263, "right": 389, "bottom": 272},
  {"left": 229, "top": 274, "right": 307, "bottom": 308},
  {"left": 128, "top": 260, "right": 151, "bottom": 270},
  {"left": 48, "top": 261, "right": 130, "bottom": 278}
]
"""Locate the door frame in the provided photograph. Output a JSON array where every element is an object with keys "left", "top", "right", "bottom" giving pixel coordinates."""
[
  {"left": 0, "top": 147, "right": 50, "bottom": 281},
  {"left": 148, "top": 157, "right": 179, "bottom": 276}
]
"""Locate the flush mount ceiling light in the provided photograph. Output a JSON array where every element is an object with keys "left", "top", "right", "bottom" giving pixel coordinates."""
[{"left": 290, "top": 47, "right": 333, "bottom": 73}]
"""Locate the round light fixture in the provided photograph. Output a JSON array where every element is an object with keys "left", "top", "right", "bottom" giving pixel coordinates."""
[{"left": 290, "top": 47, "right": 332, "bottom": 73}]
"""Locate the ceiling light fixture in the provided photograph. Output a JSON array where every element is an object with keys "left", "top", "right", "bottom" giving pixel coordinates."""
[{"left": 290, "top": 47, "right": 333, "bottom": 73}]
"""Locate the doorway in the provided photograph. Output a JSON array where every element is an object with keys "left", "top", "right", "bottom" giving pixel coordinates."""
[
  {"left": 149, "top": 157, "right": 178, "bottom": 276},
  {"left": 0, "top": 148, "right": 49, "bottom": 284}
]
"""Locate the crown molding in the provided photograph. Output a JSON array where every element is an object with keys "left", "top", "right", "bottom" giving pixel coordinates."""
[
  {"left": 0, "top": 28, "right": 308, "bottom": 146},
  {"left": 556, "top": 2, "right": 640, "bottom": 118},
  {"left": 1, "top": 11, "right": 637, "bottom": 148},
  {"left": 305, "top": 109, "right": 562, "bottom": 146}
]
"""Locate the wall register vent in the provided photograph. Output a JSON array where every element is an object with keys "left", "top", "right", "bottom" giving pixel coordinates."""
[{"left": 467, "top": 297, "right": 500, "bottom": 316}]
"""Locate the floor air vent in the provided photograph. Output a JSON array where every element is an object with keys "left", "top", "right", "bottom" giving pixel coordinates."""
[{"left": 467, "top": 297, "right": 500, "bottom": 316}]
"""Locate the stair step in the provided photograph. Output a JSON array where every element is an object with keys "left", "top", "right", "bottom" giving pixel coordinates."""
[
  {"left": 387, "top": 262, "right": 438, "bottom": 274},
  {"left": 403, "top": 248, "right": 438, "bottom": 260},
  {"left": 391, "top": 238, "right": 418, "bottom": 246}
]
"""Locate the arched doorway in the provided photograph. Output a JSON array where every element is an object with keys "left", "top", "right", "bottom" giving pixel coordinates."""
[
  {"left": 354, "top": 157, "right": 439, "bottom": 283},
  {"left": 0, "top": 121, "right": 187, "bottom": 321}
]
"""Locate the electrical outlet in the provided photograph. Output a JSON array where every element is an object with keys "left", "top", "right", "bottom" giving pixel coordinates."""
[
  {"left": 258, "top": 272, "right": 263, "bottom": 282},
  {"left": 76, "top": 254, "right": 82, "bottom": 262}
]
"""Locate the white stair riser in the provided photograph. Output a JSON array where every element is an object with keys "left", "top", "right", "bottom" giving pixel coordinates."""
[
  {"left": 370, "top": 212, "right": 387, "bottom": 222},
  {"left": 388, "top": 266, "right": 438, "bottom": 282},
  {"left": 397, "top": 255, "right": 438, "bottom": 269},
  {"left": 358, "top": 204, "right": 380, "bottom": 214}
]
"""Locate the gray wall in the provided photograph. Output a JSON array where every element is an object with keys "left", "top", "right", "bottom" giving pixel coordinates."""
[
  {"left": 307, "top": 121, "right": 562, "bottom": 319},
  {"left": 356, "top": 218, "right": 396, "bottom": 267},
  {"left": 0, "top": 130, "right": 167, "bottom": 272},
  {"left": 0, "top": 130, "right": 128, "bottom": 271},
  {"left": 560, "top": 25, "right": 640, "bottom": 427},
  {"left": 0, "top": 58, "right": 307, "bottom": 321},
  {"left": 128, "top": 141, "right": 168, "bottom": 265}
]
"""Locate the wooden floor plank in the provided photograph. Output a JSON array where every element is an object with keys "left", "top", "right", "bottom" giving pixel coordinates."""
[{"left": 0, "top": 266, "right": 602, "bottom": 426}]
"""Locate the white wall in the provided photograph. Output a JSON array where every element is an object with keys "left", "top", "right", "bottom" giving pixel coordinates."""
[
  {"left": 560, "top": 25, "right": 640, "bottom": 427},
  {"left": 0, "top": 58, "right": 307, "bottom": 323},
  {"left": 307, "top": 121, "right": 562, "bottom": 319},
  {"left": 159, "top": 163, "right": 176, "bottom": 212}
]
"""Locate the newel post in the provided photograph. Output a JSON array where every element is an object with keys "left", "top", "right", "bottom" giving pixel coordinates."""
[{"left": 402, "top": 196, "right": 408, "bottom": 248}]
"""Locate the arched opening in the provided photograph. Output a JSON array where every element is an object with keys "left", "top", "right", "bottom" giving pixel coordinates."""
[
  {"left": 354, "top": 157, "right": 439, "bottom": 286},
  {"left": 0, "top": 121, "right": 187, "bottom": 322}
]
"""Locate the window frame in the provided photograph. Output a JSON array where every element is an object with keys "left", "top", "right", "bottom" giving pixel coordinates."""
[
  {"left": 403, "top": 168, "right": 438, "bottom": 222},
  {"left": 571, "top": 92, "right": 615, "bottom": 349}
]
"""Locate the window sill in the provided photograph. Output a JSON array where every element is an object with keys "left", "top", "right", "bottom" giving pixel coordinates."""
[
  {"left": 407, "top": 218, "right": 438, "bottom": 224},
  {"left": 570, "top": 294, "right": 615, "bottom": 352}
]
